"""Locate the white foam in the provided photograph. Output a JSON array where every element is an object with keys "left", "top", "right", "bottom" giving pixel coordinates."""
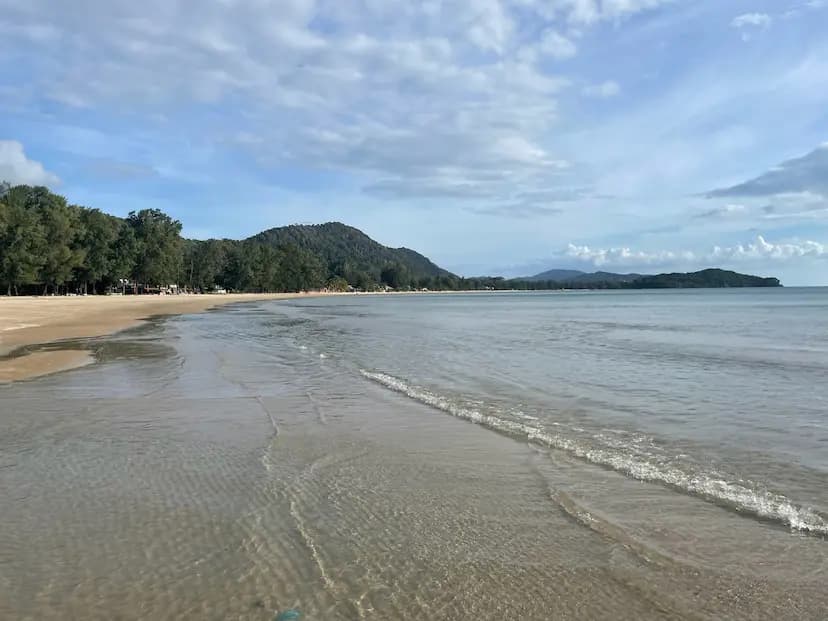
[
  {"left": 361, "top": 370, "right": 828, "bottom": 536},
  {"left": 0, "top": 323, "right": 39, "bottom": 331}
]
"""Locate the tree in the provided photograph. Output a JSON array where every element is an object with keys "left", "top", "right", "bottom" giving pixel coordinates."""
[
  {"left": 221, "top": 243, "right": 256, "bottom": 292},
  {"left": 32, "top": 189, "right": 83, "bottom": 295},
  {"left": 185, "top": 239, "right": 230, "bottom": 291},
  {"left": 275, "top": 244, "right": 325, "bottom": 292},
  {"left": 0, "top": 186, "right": 45, "bottom": 295},
  {"left": 380, "top": 262, "right": 411, "bottom": 289},
  {"left": 76, "top": 208, "right": 120, "bottom": 293},
  {"left": 109, "top": 222, "right": 139, "bottom": 290},
  {"left": 127, "top": 209, "right": 183, "bottom": 285},
  {"left": 251, "top": 244, "right": 280, "bottom": 292},
  {"left": 326, "top": 276, "right": 349, "bottom": 292}
]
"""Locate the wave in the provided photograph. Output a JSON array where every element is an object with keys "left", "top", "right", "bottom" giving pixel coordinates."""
[
  {"left": 360, "top": 370, "right": 828, "bottom": 536},
  {"left": 550, "top": 489, "right": 680, "bottom": 568}
]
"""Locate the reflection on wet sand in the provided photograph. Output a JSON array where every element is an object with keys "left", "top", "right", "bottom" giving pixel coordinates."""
[{"left": 0, "top": 302, "right": 825, "bottom": 620}]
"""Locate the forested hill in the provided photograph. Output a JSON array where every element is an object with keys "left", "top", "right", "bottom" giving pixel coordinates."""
[
  {"left": 626, "top": 268, "right": 781, "bottom": 288},
  {"left": 0, "top": 183, "right": 782, "bottom": 295},
  {"left": 0, "top": 183, "right": 459, "bottom": 295},
  {"left": 249, "top": 222, "right": 450, "bottom": 286},
  {"left": 524, "top": 268, "right": 778, "bottom": 288}
]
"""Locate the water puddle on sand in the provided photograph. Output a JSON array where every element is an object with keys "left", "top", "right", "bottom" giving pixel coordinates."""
[{"left": 0, "top": 349, "right": 94, "bottom": 383}]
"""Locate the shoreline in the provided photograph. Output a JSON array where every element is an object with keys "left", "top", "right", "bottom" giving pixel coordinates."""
[{"left": 0, "top": 293, "right": 334, "bottom": 383}]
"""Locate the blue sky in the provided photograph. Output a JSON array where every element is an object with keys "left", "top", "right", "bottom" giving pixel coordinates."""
[{"left": 1, "top": 0, "right": 828, "bottom": 284}]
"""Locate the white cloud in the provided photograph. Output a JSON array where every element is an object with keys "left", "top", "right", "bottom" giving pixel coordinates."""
[
  {"left": 466, "top": 0, "right": 515, "bottom": 53},
  {"left": 0, "top": 140, "right": 59, "bottom": 186},
  {"left": 539, "top": 30, "right": 577, "bottom": 59},
  {"left": 731, "top": 12, "right": 771, "bottom": 40},
  {"left": 565, "top": 235, "right": 828, "bottom": 268},
  {"left": 526, "top": 0, "right": 676, "bottom": 24},
  {"left": 711, "top": 236, "right": 827, "bottom": 260},
  {"left": 565, "top": 242, "right": 687, "bottom": 266},
  {"left": 0, "top": 0, "right": 586, "bottom": 203},
  {"left": 731, "top": 13, "right": 772, "bottom": 28},
  {"left": 583, "top": 80, "right": 621, "bottom": 97},
  {"left": 782, "top": 1, "right": 825, "bottom": 19}
]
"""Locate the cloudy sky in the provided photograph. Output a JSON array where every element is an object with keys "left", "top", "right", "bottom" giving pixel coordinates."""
[{"left": 2, "top": 0, "right": 828, "bottom": 284}]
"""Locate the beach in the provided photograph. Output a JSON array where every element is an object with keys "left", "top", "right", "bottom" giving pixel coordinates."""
[
  {"left": 0, "top": 293, "right": 326, "bottom": 383},
  {"left": 1, "top": 290, "right": 826, "bottom": 620}
]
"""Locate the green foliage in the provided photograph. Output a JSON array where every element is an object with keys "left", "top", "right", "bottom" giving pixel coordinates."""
[
  {"left": 0, "top": 186, "right": 45, "bottom": 295},
  {"left": 127, "top": 209, "right": 183, "bottom": 285},
  {"left": 0, "top": 183, "right": 782, "bottom": 296},
  {"left": 184, "top": 238, "right": 231, "bottom": 291},
  {"left": 273, "top": 243, "right": 326, "bottom": 292},
  {"left": 36, "top": 192, "right": 84, "bottom": 295},
  {"left": 219, "top": 242, "right": 256, "bottom": 292},
  {"left": 625, "top": 268, "right": 781, "bottom": 289},
  {"left": 326, "top": 276, "right": 350, "bottom": 292},
  {"left": 110, "top": 222, "right": 139, "bottom": 282},
  {"left": 76, "top": 209, "right": 120, "bottom": 292},
  {"left": 250, "top": 222, "right": 448, "bottom": 285},
  {"left": 380, "top": 262, "right": 411, "bottom": 289}
]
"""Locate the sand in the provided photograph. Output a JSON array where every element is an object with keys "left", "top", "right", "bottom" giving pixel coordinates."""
[{"left": 0, "top": 293, "right": 321, "bottom": 382}]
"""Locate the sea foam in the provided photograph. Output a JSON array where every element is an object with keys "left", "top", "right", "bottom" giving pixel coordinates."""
[{"left": 361, "top": 370, "right": 828, "bottom": 536}]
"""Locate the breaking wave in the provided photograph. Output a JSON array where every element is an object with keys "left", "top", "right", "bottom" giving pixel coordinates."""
[{"left": 361, "top": 370, "right": 828, "bottom": 536}]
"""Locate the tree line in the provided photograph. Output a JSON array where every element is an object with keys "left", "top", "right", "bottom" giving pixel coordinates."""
[
  {"left": 0, "top": 183, "right": 501, "bottom": 295},
  {"left": 0, "top": 184, "right": 338, "bottom": 295},
  {"left": 3, "top": 183, "right": 774, "bottom": 296}
]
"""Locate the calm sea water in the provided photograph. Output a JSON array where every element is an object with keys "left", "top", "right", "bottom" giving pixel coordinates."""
[
  {"left": 1, "top": 288, "right": 826, "bottom": 619},
  {"left": 299, "top": 288, "right": 828, "bottom": 533}
]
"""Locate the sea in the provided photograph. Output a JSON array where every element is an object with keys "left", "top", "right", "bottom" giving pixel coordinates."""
[{"left": 1, "top": 288, "right": 826, "bottom": 619}]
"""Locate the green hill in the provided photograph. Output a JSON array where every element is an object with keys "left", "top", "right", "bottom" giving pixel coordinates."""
[
  {"left": 625, "top": 268, "right": 781, "bottom": 289},
  {"left": 248, "top": 222, "right": 451, "bottom": 287},
  {"left": 0, "top": 184, "right": 783, "bottom": 295},
  {"left": 521, "top": 267, "right": 779, "bottom": 289}
]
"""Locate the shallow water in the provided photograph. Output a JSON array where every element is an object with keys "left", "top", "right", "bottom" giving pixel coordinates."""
[{"left": 1, "top": 290, "right": 826, "bottom": 620}]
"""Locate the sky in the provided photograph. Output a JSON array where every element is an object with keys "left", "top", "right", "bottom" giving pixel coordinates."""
[{"left": 1, "top": 0, "right": 828, "bottom": 284}]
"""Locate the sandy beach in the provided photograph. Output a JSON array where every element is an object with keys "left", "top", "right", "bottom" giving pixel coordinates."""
[
  {"left": 2, "top": 292, "right": 825, "bottom": 620},
  {"left": 0, "top": 293, "right": 323, "bottom": 383}
]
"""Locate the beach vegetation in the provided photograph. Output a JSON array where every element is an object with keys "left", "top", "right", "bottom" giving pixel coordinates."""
[{"left": 0, "top": 183, "right": 781, "bottom": 295}]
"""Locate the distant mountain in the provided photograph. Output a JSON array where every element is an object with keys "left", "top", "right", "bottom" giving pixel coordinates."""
[
  {"left": 626, "top": 268, "right": 781, "bottom": 289},
  {"left": 248, "top": 222, "right": 453, "bottom": 284},
  {"left": 519, "top": 267, "right": 780, "bottom": 289},
  {"left": 572, "top": 270, "right": 643, "bottom": 284},
  {"left": 526, "top": 269, "right": 587, "bottom": 281},
  {"left": 526, "top": 269, "right": 642, "bottom": 284}
]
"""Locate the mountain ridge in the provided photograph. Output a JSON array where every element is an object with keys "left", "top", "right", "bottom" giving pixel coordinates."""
[
  {"left": 523, "top": 267, "right": 781, "bottom": 288},
  {"left": 525, "top": 268, "right": 643, "bottom": 284},
  {"left": 247, "top": 221, "right": 453, "bottom": 287}
]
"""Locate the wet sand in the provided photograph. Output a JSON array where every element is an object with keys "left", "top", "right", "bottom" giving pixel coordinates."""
[
  {"left": 0, "top": 293, "right": 329, "bottom": 382},
  {"left": 1, "top": 299, "right": 826, "bottom": 620},
  {"left": 0, "top": 349, "right": 95, "bottom": 383}
]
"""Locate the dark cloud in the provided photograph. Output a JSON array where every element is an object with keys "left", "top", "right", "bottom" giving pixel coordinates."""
[
  {"left": 707, "top": 144, "right": 828, "bottom": 198},
  {"left": 693, "top": 203, "right": 746, "bottom": 218}
]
